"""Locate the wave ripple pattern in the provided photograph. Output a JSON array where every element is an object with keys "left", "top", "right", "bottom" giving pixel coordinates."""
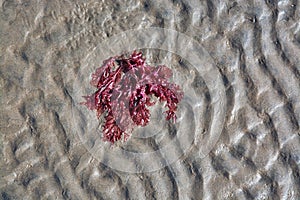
[{"left": 0, "top": 0, "right": 300, "bottom": 199}]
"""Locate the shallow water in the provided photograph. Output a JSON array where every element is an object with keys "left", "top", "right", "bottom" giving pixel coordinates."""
[{"left": 1, "top": 0, "right": 300, "bottom": 199}]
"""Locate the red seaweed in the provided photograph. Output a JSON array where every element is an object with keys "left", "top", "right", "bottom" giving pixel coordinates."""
[{"left": 81, "top": 51, "right": 183, "bottom": 144}]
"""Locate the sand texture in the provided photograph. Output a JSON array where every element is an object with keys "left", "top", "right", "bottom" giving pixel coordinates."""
[{"left": 1, "top": 0, "right": 300, "bottom": 199}]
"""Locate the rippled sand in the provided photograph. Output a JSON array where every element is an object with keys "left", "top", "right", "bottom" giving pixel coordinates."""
[{"left": 1, "top": 0, "right": 300, "bottom": 199}]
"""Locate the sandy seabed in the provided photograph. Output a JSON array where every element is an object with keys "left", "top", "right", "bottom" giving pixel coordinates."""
[{"left": 1, "top": 0, "right": 300, "bottom": 199}]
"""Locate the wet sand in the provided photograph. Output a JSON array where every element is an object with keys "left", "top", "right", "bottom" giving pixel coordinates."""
[{"left": 0, "top": 0, "right": 300, "bottom": 199}]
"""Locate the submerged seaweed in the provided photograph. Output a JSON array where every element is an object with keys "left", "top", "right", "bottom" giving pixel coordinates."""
[{"left": 81, "top": 51, "right": 183, "bottom": 144}]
